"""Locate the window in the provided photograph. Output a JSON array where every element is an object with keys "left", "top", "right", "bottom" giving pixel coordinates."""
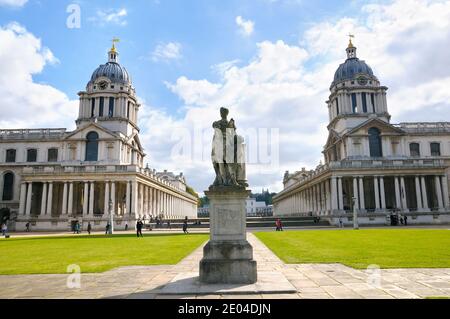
[
  {"left": 410, "top": 143, "right": 420, "bottom": 157},
  {"left": 2, "top": 172, "right": 14, "bottom": 201},
  {"left": 127, "top": 101, "right": 131, "bottom": 118},
  {"left": 351, "top": 93, "right": 357, "bottom": 113},
  {"left": 371, "top": 93, "right": 375, "bottom": 112},
  {"left": 48, "top": 148, "right": 58, "bottom": 162},
  {"left": 91, "top": 98, "right": 95, "bottom": 117},
  {"left": 5, "top": 149, "right": 16, "bottom": 163},
  {"left": 431, "top": 143, "right": 441, "bottom": 156},
  {"left": 336, "top": 98, "right": 340, "bottom": 115},
  {"left": 99, "top": 97, "right": 104, "bottom": 117},
  {"left": 85, "top": 132, "right": 99, "bottom": 162},
  {"left": 368, "top": 127, "right": 383, "bottom": 157},
  {"left": 27, "top": 149, "right": 37, "bottom": 162},
  {"left": 109, "top": 97, "right": 114, "bottom": 117},
  {"left": 362, "top": 93, "right": 367, "bottom": 113}
]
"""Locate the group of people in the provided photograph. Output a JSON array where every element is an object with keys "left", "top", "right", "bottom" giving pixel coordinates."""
[{"left": 390, "top": 213, "right": 408, "bottom": 226}]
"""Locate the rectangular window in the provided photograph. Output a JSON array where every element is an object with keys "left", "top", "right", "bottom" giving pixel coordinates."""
[
  {"left": 336, "top": 98, "right": 339, "bottom": 115},
  {"left": 109, "top": 98, "right": 114, "bottom": 117},
  {"left": 48, "top": 149, "right": 58, "bottom": 162},
  {"left": 27, "top": 149, "right": 37, "bottom": 162},
  {"left": 127, "top": 101, "right": 131, "bottom": 118},
  {"left": 362, "top": 93, "right": 367, "bottom": 113},
  {"left": 91, "top": 98, "right": 95, "bottom": 117},
  {"left": 410, "top": 143, "right": 420, "bottom": 157},
  {"left": 431, "top": 143, "right": 441, "bottom": 156},
  {"left": 99, "top": 97, "right": 104, "bottom": 117},
  {"left": 351, "top": 93, "right": 357, "bottom": 113},
  {"left": 5, "top": 149, "right": 16, "bottom": 163},
  {"left": 371, "top": 93, "right": 375, "bottom": 112}
]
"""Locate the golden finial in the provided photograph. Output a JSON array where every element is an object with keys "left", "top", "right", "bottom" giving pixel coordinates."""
[
  {"left": 111, "top": 37, "right": 120, "bottom": 52},
  {"left": 348, "top": 34, "right": 355, "bottom": 48}
]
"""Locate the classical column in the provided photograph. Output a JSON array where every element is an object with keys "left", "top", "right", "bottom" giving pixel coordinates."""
[
  {"left": 89, "top": 181, "right": 95, "bottom": 215},
  {"left": 126, "top": 181, "right": 131, "bottom": 215},
  {"left": 331, "top": 177, "right": 338, "bottom": 212},
  {"left": 325, "top": 180, "right": 331, "bottom": 214},
  {"left": 19, "top": 182, "right": 27, "bottom": 216},
  {"left": 374, "top": 177, "right": 380, "bottom": 211},
  {"left": 353, "top": 178, "right": 360, "bottom": 210},
  {"left": 41, "top": 182, "right": 48, "bottom": 216},
  {"left": 338, "top": 177, "right": 344, "bottom": 211},
  {"left": 111, "top": 182, "right": 116, "bottom": 216},
  {"left": 83, "top": 182, "right": 89, "bottom": 216},
  {"left": 104, "top": 181, "right": 110, "bottom": 215},
  {"left": 358, "top": 177, "right": 365, "bottom": 211},
  {"left": 380, "top": 176, "right": 386, "bottom": 210},
  {"left": 46, "top": 182, "right": 53, "bottom": 215},
  {"left": 400, "top": 177, "right": 409, "bottom": 212},
  {"left": 140, "top": 184, "right": 144, "bottom": 218},
  {"left": 415, "top": 176, "right": 423, "bottom": 210},
  {"left": 421, "top": 176, "right": 430, "bottom": 211},
  {"left": 131, "top": 181, "right": 138, "bottom": 217},
  {"left": 25, "top": 182, "right": 33, "bottom": 216},
  {"left": 434, "top": 176, "right": 444, "bottom": 211},
  {"left": 441, "top": 176, "right": 449, "bottom": 209},
  {"left": 62, "top": 182, "right": 68, "bottom": 215},
  {"left": 394, "top": 177, "right": 402, "bottom": 210},
  {"left": 68, "top": 182, "right": 74, "bottom": 216}
]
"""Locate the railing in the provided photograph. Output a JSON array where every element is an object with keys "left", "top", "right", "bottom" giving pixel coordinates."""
[
  {"left": 394, "top": 122, "right": 450, "bottom": 133},
  {"left": 0, "top": 128, "right": 67, "bottom": 139},
  {"left": 330, "top": 158, "right": 445, "bottom": 169}
]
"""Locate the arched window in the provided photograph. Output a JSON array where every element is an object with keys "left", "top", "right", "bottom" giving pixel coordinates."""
[
  {"left": 85, "top": 132, "right": 99, "bottom": 162},
  {"left": 2, "top": 172, "right": 14, "bottom": 201},
  {"left": 368, "top": 127, "right": 383, "bottom": 157},
  {"left": 410, "top": 143, "right": 420, "bottom": 157}
]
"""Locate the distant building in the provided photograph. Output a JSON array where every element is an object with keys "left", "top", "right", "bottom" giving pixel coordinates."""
[{"left": 198, "top": 198, "right": 272, "bottom": 217}]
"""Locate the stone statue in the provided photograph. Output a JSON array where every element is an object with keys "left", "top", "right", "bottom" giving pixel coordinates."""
[{"left": 211, "top": 107, "right": 248, "bottom": 189}]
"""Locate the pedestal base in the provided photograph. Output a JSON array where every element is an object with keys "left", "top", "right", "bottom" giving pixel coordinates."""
[{"left": 200, "top": 240, "right": 257, "bottom": 284}]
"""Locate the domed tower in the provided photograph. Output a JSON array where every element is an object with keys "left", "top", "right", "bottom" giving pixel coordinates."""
[
  {"left": 76, "top": 40, "right": 141, "bottom": 137},
  {"left": 326, "top": 37, "right": 390, "bottom": 134}
]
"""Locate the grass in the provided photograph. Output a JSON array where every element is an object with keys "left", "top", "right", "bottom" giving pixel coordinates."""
[
  {"left": 254, "top": 229, "right": 450, "bottom": 269},
  {"left": 0, "top": 233, "right": 208, "bottom": 275}
]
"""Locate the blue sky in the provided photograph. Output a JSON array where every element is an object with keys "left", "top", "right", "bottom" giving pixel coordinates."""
[
  {"left": 1, "top": 0, "right": 450, "bottom": 194},
  {"left": 0, "top": 0, "right": 367, "bottom": 114}
]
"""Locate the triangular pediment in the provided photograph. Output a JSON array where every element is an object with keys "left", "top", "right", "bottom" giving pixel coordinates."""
[
  {"left": 346, "top": 118, "right": 405, "bottom": 136},
  {"left": 324, "top": 129, "right": 341, "bottom": 149},
  {"left": 64, "top": 122, "right": 120, "bottom": 140}
]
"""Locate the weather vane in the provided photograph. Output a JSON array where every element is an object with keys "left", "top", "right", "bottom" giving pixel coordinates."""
[
  {"left": 348, "top": 33, "right": 355, "bottom": 46},
  {"left": 111, "top": 37, "right": 120, "bottom": 51}
]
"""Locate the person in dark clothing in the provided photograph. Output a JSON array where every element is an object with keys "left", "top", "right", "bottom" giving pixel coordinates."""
[
  {"left": 105, "top": 223, "right": 110, "bottom": 235},
  {"left": 87, "top": 222, "right": 92, "bottom": 235},
  {"left": 136, "top": 220, "right": 144, "bottom": 238},
  {"left": 404, "top": 215, "right": 408, "bottom": 226},
  {"left": 182, "top": 220, "right": 189, "bottom": 234},
  {"left": 25, "top": 222, "right": 31, "bottom": 232}
]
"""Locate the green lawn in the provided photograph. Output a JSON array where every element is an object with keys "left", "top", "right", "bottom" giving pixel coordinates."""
[
  {"left": 254, "top": 229, "right": 450, "bottom": 269},
  {"left": 0, "top": 233, "right": 208, "bottom": 275}
]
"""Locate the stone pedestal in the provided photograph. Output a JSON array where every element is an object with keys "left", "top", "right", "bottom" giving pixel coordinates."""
[{"left": 200, "top": 187, "right": 257, "bottom": 284}]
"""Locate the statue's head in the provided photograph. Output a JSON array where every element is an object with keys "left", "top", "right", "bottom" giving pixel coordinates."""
[{"left": 220, "top": 107, "right": 229, "bottom": 119}]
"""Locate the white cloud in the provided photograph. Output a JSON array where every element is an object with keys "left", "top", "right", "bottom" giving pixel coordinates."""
[
  {"left": 0, "top": 22, "right": 77, "bottom": 129},
  {"left": 89, "top": 8, "right": 128, "bottom": 26},
  {"left": 0, "top": 0, "right": 27, "bottom": 7},
  {"left": 144, "top": 0, "right": 450, "bottom": 194},
  {"left": 151, "top": 42, "right": 182, "bottom": 62},
  {"left": 236, "top": 16, "right": 255, "bottom": 37}
]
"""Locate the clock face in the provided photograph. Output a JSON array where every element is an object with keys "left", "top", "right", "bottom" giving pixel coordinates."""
[
  {"left": 98, "top": 81, "right": 108, "bottom": 90},
  {"left": 357, "top": 76, "right": 368, "bottom": 86}
]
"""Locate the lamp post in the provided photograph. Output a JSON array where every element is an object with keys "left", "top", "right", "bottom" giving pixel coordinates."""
[
  {"left": 109, "top": 199, "right": 114, "bottom": 235},
  {"left": 352, "top": 197, "right": 359, "bottom": 230}
]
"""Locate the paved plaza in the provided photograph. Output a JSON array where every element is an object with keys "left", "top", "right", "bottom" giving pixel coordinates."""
[{"left": 1, "top": 232, "right": 449, "bottom": 299}]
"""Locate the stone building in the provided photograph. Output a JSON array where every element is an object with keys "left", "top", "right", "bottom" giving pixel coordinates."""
[
  {"left": 0, "top": 44, "right": 198, "bottom": 231},
  {"left": 273, "top": 39, "right": 450, "bottom": 225}
]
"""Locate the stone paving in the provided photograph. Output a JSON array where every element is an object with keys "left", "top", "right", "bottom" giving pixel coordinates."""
[{"left": 0, "top": 233, "right": 449, "bottom": 299}]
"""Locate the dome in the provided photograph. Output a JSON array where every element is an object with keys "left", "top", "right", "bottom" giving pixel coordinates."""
[
  {"left": 89, "top": 62, "right": 131, "bottom": 85},
  {"left": 332, "top": 57, "right": 375, "bottom": 85}
]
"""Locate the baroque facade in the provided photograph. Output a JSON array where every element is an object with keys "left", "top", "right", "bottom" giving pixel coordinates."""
[
  {"left": 0, "top": 44, "right": 197, "bottom": 231},
  {"left": 273, "top": 39, "right": 450, "bottom": 225}
]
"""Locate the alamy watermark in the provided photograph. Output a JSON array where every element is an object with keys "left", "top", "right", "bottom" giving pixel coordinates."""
[{"left": 66, "top": 264, "right": 81, "bottom": 289}]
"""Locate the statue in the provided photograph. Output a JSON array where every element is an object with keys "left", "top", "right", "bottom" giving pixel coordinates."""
[{"left": 211, "top": 107, "right": 248, "bottom": 189}]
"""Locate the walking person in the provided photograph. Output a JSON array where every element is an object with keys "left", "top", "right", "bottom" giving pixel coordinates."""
[
  {"left": 87, "top": 222, "right": 92, "bottom": 235},
  {"left": 339, "top": 217, "right": 344, "bottom": 228},
  {"left": 136, "top": 220, "right": 144, "bottom": 238},
  {"left": 182, "top": 217, "right": 189, "bottom": 234},
  {"left": 105, "top": 222, "right": 110, "bottom": 235},
  {"left": 404, "top": 215, "right": 408, "bottom": 226},
  {"left": 25, "top": 222, "right": 31, "bottom": 232},
  {"left": 1, "top": 223, "right": 7, "bottom": 237},
  {"left": 275, "top": 219, "right": 281, "bottom": 231},
  {"left": 76, "top": 222, "right": 81, "bottom": 234}
]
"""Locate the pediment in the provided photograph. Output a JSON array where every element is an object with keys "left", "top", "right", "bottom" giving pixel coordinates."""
[
  {"left": 64, "top": 122, "right": 120, "bottom": 140},
  {"left": 347, "top": 118, "right": 404, "bottom": 136}
]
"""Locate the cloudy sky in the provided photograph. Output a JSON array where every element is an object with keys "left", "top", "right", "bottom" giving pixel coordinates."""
[{"left": 1, "top": 0, "right": 450, "bottom": 194}]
